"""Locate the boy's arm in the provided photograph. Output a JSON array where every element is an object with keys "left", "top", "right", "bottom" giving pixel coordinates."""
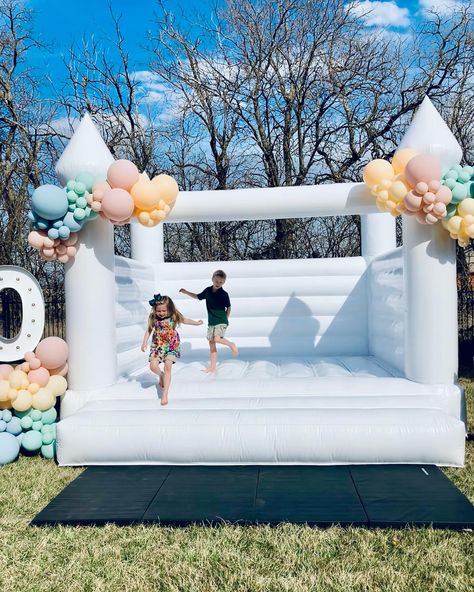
[
  {"left": 226, "top": 306, "right": 231, "bottom": 319},
  {"left": 182, "top": 318, "right": 204, "bottom": 326},
  {"left": 179, "top": 288, "right": 199, "bottom": 299}
]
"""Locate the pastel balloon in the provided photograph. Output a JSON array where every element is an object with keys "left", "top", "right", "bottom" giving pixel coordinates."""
[
  {"left": 27, "top": 367, "right": 50, "bottom": 388},
  {"left": 92, "top": 180, "right": 111, "bottom": 194},
  {"left": 32, "top": 389, "right": 55, "bottom": 411},
  {"left": 151, "top": 174, "right": 179, "bottom": 204},
  {"left": 22, "top": 430, "right": 43, "bottom": 452},
  {"left": 8, "top": 370, "right": 27, "bottom": 390},
  {"left": 458, "top": 197, "right": 474, "bottom": 217},
  {"left": 35, "top": 337, "right": 69, "bottom": 370},
  {"left": 130, "top": 180, "right": 160, "bottom": 210},
  {"left": 47, "top": 375, "right": 68, "bottom": 397},
  {"left": 0, "top": 381, "right": 10, "bottom": 401},
  {"left": 405, "top": 154, "right": 441, "bottom": 187},
  {"left": 363, "top": 160, "right": 395, "bottom": 188},
  {"left": 12, "top": 390, "right": 32, "bottom": 412},
  {"left": 0, "top": 432, "right": 20, "bottom": 464},
  {"left": 28, "top": 231, "right": 45, "bottom": 249},
  {"left": 391, "top": 148, "right": 418, "bottom": 175},
  {"left": 31, "top": 185, "right": 69, "bottom": 220},
  {"left": 101, "top": 188, "right": 135, "bottom": 223},
  {"left": 50, "top": 362, "right": 68, "bottom": 377},
  {"left": 107, "top": 160, "right": 139, "bottom": 191},
  {"left": 0, "top": 365, "right": 13, "bottom": 379}
]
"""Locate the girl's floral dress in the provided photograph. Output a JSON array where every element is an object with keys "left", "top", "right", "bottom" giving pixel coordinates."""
[{"left": 149, "top": 317, "right": 181, "bottom": 362}]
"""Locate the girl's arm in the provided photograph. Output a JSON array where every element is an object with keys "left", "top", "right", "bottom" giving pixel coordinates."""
[
  {"left": 182, "top": 318, "right": 203, "bottom": 326},
  {"left": 141, "top": 329, "right": 151, "bottom": 352},
  {"left": 179, "top": 288, "right": 199, "bottom": 299}
]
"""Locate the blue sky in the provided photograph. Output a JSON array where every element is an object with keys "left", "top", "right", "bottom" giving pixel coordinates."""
[{"left": 26, "top": 0, "right": 469, "bottom": 99}]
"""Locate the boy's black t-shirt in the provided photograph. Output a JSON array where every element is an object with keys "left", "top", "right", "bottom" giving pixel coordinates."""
[{"left": 197, "top": 286, "right": 230, "bottom": 326}]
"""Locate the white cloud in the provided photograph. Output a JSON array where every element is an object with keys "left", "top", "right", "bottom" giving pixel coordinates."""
[
  {"left": 419, "top": 0, "right": 468, "bottom": 16},
  {"left": 350, "top": 1, "right": 411, "bottom": 27}
]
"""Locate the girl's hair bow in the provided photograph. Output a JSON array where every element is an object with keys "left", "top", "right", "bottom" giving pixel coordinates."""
[{"left": 148, "top": 293, "right": 162, "bottom": 306}]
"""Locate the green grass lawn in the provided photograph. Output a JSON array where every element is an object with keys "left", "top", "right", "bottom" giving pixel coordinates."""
[{"left": 0, "top": 384, "right": 473, "bottom": 592}]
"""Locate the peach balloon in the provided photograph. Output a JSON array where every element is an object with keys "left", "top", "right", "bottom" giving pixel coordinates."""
[
  {"left": 28, "top": 231, "right": 44, "bottom": 249},
  {"left": 35, "top": 337, "right": 69, "bottom": 370},
  {"left": 152, "top": 174, "right": 179, "bottom": 205},
  {"left": 363, "top": 160, "right": 395, "bottom": 188},
  {"left": 458, "top": 197, "right": 474, "bottom": 217},
  {"left": 404, "top": 154, "right": 441, "bottom": 188},
  {"left": 131, "top": 180, "right": 160, "bottom": 210},
  {"left": 27, "top": 367, "right": 50, "bottom": 388},
  {"left": 50, "top": 362, "right": 68, "bottom": 377},
  {"left": 30, "top": 358, "right": 42, "bottom": 371},
  {"left": 391, "top": 148, "right": 418, "bottom": 175},
  {"left": 107, "top": 160, "right": 139, "bottom": 191},
  {"left": 0, "top": 364, "right": 14, "bottom": 379},
  {"left": 8, "top": 370, "right": 27, "bottom": 390},
  {"left": 28, "top": 383, "right": 40, "bottom": 394},
  {"left": 12, "top": 389, "right": 33, "bottom": 412},
  {"left": 101, "top": 188, "right": 135, "bottom": 223},
  {"left": 92, "top": 180, "right": 111, "bottom": 194}
]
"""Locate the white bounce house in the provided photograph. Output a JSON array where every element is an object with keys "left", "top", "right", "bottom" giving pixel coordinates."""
[{"left": 57, "top": 98, "right": 466, "bottom": 466}]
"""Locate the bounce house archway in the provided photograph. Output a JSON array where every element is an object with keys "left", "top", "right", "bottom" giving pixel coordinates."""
[{"left": 55, "top": 97, "right": 465, "bottom": 466}]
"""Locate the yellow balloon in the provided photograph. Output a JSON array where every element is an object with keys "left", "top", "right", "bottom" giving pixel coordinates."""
[
  {"left": 391, "top": 148, "right": 418, "bottom": 175},
  {"left": 28, "top": 383, "right": 40, "bottom": 394},
  {"left": 0, "top": 380, "right": 10, "bottom": 401},
  {"left": 32, "top": 388, "right": 55, "bottom": 411},
  {"left": 447, "top": 216, "right": 462, "bottom": 234},
  {"left": 8, "top": 370, "right": 27, "bottom": 390},
  {"left": 130, "top": 180, "right": 160, "bottom": 210},
  {"left": 137, "top": 211, "right": 150, "bottom": 225},
  {"left": 12, "top": 389, "right": 32, "bottom": 412},
  {"left": 363, "top": 159, "right": 395, "bottom": 188},
  {"left": 47, "top": 375, "right": 68, "bottom": 397},
  {"left": 151, "top": 174, "right": 179, "bottom": 205},
  {"left": 457, "top": 197, "right": 474, "bottom": 217},
  {"left": 389, "top": 180, "right": 409, "bottom": 201}
]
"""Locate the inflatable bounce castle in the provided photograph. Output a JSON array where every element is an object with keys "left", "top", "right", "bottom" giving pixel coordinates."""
[{"left": 46, "top": 97, "right": 466, "bottom": 466}]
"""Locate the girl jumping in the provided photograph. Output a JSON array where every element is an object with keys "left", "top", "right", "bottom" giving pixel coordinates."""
[{"left": 141, "top": 294, "right": 202, "bottom": 405}]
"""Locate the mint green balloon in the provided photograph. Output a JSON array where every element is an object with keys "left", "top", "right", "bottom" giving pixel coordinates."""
[
  {"left": 32, "top": 420, "right": 43, "bottom": 431},
  {"left": 41, "top": 442, "right": 56, "bottom": 459},
  {"left": 446, "top": 203, "right": 457, "bottom": 219},
  {"left": 30, "top": 409, "right": 42, "bottom": 422},
  {"left": 20, "top": 416, "right": 33, "bottom": 430},
  {"left": 75, "top": 172, "right": 95, "bottom": 193},
  {"left": 451, "top": 184, "right": 468, "bottom": 204},
  {"left": 22, "top": 430, "right": 42, "bottom": 452},
  {"left": 41, "top": 408, "right": 57, "bottom": 425},
  {"left": 76, "top": 196, "right": 88, "bottom": 209},
  {"left": 42, "top": 432, "right": 54, "bottom": 446}
]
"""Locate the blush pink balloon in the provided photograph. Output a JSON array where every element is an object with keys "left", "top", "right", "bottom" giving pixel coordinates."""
[
  {"left": 28, "top": 367, "right": 50, "bottom": 387},
  {"left": 50, "top": 362, "right": 68, "bottom": 377},
  {"left": 404, "top": 191, "right": 423, "bottom": 212},
  {"left": 29, "top": 357, "right": 41, "bottom": 370},
  {"left": 24, "top": 352, "right": 35, "bottom": 362},
  {"left": 404, "top": 154, "right": 441, "bottom": 188},
  {"left": 107, "top": 160, "right": 139, "bottom": 191},
  {"left": 19, "top": 362, "right": 30, "bottom": 373},
  {"left": 0, "top": 364, "right": 14, "bottom": 379},
  {"left": 92, "top": 180, "right": 111, "bottom": 194},
  {"left": 35, "top": 337, "right": 69, "bottom": 370},
  {"left": 101, "top": 188, "right": 135, "bottom": 223},
  {"left": 28, "top": 231, "right": 44, "bottom": 249}
]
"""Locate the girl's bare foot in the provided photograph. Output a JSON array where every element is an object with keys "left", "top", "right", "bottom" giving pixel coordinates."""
[
  {"left": 230, "top": 343, "right": 239, "bottom": 357},
  {"left": 161, "top": 395, "right": 168, "bottom": 406},
  {"left": 201, "top": 367, "right": 216, "bottom": 374}
]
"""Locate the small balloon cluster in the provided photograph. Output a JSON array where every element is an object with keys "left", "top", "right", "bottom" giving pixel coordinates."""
[
  {"left": 441, "top": 165, "right": 474, "bottom": 247},
  {"left": 28, "top": 160, "right": 179, "bottom": 262},
  {"left": 0, "top": 336, "right": 68, "bottom": 465},
  {"left": 363, "top": 149, "right": 453, "bottom": 224}
]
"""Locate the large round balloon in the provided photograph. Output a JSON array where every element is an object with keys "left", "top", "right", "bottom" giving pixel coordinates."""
[
  {"left": 35, "top": 337, "right": 69, "bottom": 370},
  {"left": 0, "top": 432, "right": 20, "bottom": 464},
  {"left": 405, "top": 154, "right": 441, "bottom": 188},
  {"left": 31, "top": 185, "right": 69, "bottom": 220},
  {"left": 107, "top": 160, "right": 139, "bottom": 192}
]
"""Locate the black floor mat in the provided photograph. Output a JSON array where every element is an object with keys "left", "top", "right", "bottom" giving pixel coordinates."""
[{"left": 31, "top": 465, "right": 474, "bottom": 529}]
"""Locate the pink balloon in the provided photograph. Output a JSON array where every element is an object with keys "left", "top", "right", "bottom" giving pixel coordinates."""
[
  {"left": 28, "top": 231, "right": 44, "bottom": 249},
  {"left": 42, "top": 247, "right": 55, "bottom": 258},
  {"left": 107, "top": 160, "right": 139, "bottom": 192},
  {"left": 29, "top": 358, "right": 41, "bottom": 370},
  {"left": 66, "top": 246, "right": 77, "bottom": 257},
  {"left": 92, "top": 180, "right": 111, "bottom": 194},
  {"left": 404, "top": 191, "right": 422, "bottom": 212},
  {"left": 405, "top": 154, "right": 441, "bottom": 188},
  {"left": 101, "top": 188, "right": 135, "bottom": 223},
  {"left": 50, "top": 362, "right": 68, "bottom": 377},
  {"left": 0, "top": 364, "right": 14, "bottom": 379},
  {"left": 27, "top": 367, "right": 50, "bottom": 387},
  {"left": 65, "top": 234, "right": 78, "bottom": 246},
  {"left": 35, "top": 337, "right": 69, "bottom": 370},
  {"left": 436, "top": 186, "right": 452, "bottom": 205},
  {"left": 24, "top": 352, "right": 35, "bottom": 362},
  {"left": 19, "top": 362, "right": 30, "bottom": 373}
]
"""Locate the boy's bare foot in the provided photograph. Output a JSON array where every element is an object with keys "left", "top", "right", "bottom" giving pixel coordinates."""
[
  {"left": 201, "top": 367, "right": 216, "bottom": 374},
  {"left": 230, "top": 343, "right": 239, "bottom": 357},
  {"left": 159, "top": 371, "right": 164, "bottom": 388},
  {"left": 161, "top": 395, "right": 168, "bottom": 406}
]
